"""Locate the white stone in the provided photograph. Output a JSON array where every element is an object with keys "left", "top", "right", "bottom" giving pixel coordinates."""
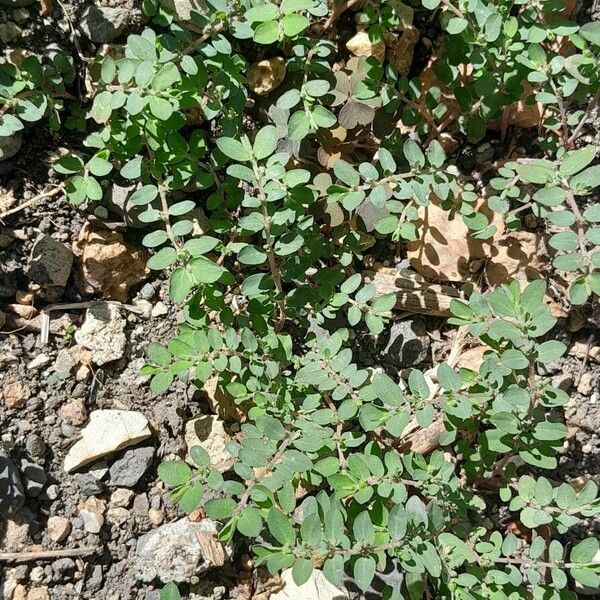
[
  {"left": 74, "top": 303, "right": 126, "bottom": 366},
  {"left": 184, "top": 415, "right": 232, "bottom": 470},
  {"left": 47, "top": 516, "right": 71, "bottom": 542},
  {"left": 63, "top": 410, "right": 151, "bottom": 473},
  {"left": 80, "top": 509, "right": 103, "bottom": 534},
  {"left": 134, "top": 518, "right": 220, "bottom": 583},
  {"left": 346, "top": 31, "right": 385, "bottom": 63},
  {"left": 271, "top": 569, "right": 348, "bottom": 600}
]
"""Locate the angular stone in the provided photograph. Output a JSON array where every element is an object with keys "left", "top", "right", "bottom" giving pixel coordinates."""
[
  {"left": 78, "top": 2, "right": 129, "bottom": 44},
  {"left": 64, "top": 410, "right": 151, "bottom": 473},
  {"left": 134, "top": 518, "right": 220, "bottom": 583},
  {"left": 47, "top": 516, "right": 71, "bottom": 542},
  {"left": 28, "top": 235, "right": 73, "bottom": 291},
  {"left": 346, "top": 31, "right": 385, "bottom": 63},
  {"left": 74, "top": 303, "right": 126, "bottom": 366},
  {"left": 109, "top": 446, "right": 154, "bottom": 487},
  {"left": 0, "top": 451, "right": 24, "bottom": 517},
  {"left": 184, "top": 415, "right": 232, "bottom": 470},
  {"left": 74, "top": 223, "right": 148, "bottom": 302}
]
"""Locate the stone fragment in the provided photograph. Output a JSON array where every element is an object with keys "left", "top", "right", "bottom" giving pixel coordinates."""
[
  {"left": 20, "top": 459, "right": 46, "bottom": 497},
  {"left": 26, "top": 588, "right": 49, "bottom": 600},
  {"left": 63, "top": 410, "right": 151, "bottom": 473},
  {"left": 0, "top": 22, "right": 21, "bottom": 44},
  {"left": 379, "top": 318, "right": 430, "bottom": 368},
  {"left": 0, "top": 451, "right": 24, "bottom": 517},
  {"left": 74, "top": 303, "right": 126, "bottom": 366},
  {"left": 107, "top": 507, "right": 129, "bottom": 526},
  {"left": 78, "top": 2, "right": 129, "bottom": 44},
  {"left": 247, "top": 58, "right": 286, "bottom": 96},
  {"left": 406, "top": 199, "right": 503, "bottom": 282},
  {"left": 110, "top": 488, "right": 134, "bottom": 508},
  {"left": 159, "top": 0, "right": 205, "bottom": 31},
  {"left": 27, "top": 354, "right": 50, "bottom": 370},
  {"left": 346, "top": 31, "right": 386, "bottom": 63},
  {"left": 47, "top": 516, "right": 71, "bottom": 542},
  {"left": 79, "top": 497, "right": 106, "bottom": 534},
  {"left": 184, "top": 415, "right": 232, "bottom": 470},
  {"left": 485, "top": 231, "right": 550, "bottom": 287},
  {"left": 2, "top": 381, "right": 29, "bottom": 409},
  {"left": 271, "top": 568, "right": 348, "bottom": 600},
  {"left": 58, "top": 399, "right": 87, "bottom": 426},
  {"left": 134, "top": 518, "right": 221, "bottom": 583},
  {"left": 0, "top": 132, "right": 22, "bottom": 161},
  {"left": 109, "top": 446, "right": 155, "bottom": 487},
  {"left": 28, "top": 235, "right": 73, "bottom": 294},
  {"left": 53, "top": 349, "right": 76, "bottom": 374},
  {"left": 74, "top": 223, "right": 148, "bottom": 302}
]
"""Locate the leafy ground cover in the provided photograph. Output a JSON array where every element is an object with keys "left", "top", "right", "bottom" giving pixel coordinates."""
[{"left": 1, "top": 0, "right": 600, "bottom": 599}]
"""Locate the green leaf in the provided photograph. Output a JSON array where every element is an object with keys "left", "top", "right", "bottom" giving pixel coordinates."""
[
  {"left": 288, "top": 111, "right": 310, "bottom": 140},
  {"left": 282, "top": 13, "right": 309, "bottom": 37},
  {"left": 189, "top": 445, "right": 211, "bottom": 467},
  {"left": 147, "top": 247, "right": 177, "bottom": 270},
  {"left": 501, "top": 349, "right": 529, "bottom": 370},
  {"left": 580, "top": 21, "right": 600, "bottom": 45},
  {"left": 559, "top": 146, "right": 596, "bottom": 177},
  {"left": 152, "top": 62, "right": 181, "bottom": 91},
  {"left": 169, "top": 267, "right": 195, "bottom": 302},
  {"left": 149, "top": 96, "right": 174, "bottom": 120},
  {"left": 570, "top": 165, "right": 600, "bottom": 194},
  {"left": 158, "top": 461, "right": 192, "bottom": 486},
  {"left": 570, "top": 538, "right": 599, "bottom": 563},
  {"left": 403, "top": 138, "right": 425, "bottom": 168},
  {"left": 254, "top": 20, "right": 280, "bottom": 44},
  {"left": 353, "top": 511, "right": 375, "bottom": 544},
  {"left": 446, "top": 18, "right": 469, "bottom": 34},
  {"left": 161, "top": 582, "right": 181, "bottom": 600},
  {"left": 205, "top": 497, "right": 237, "bottom": 520},
  {"left": 189, "top": 257, "right": 226, "bottom": 283},
  {"left": 238, "top": 245, "right": 267, "bottom": 265},
  {"left": 291, "top": 558, "right": 313, "bottom": 586},
  {"left": 217, "top": 137, "right": 252, "bottom": 162},
  {"left": 237, "top": 507, "right": 263, "bottom": 537},
  {"left": 253, "top": 125, "right": 279, "bottom": 160},
  {"left": 536, "top": 340, "right": 566, "bottom": 364},
  {"left": 267, "top": 508, "right": 296, "bottom": 545},
  {"left": 354, "top": 556, "right": 376, "bottom": 591},
  {"left": 179, "top": 482, "right": 204, "bottom": 513}
]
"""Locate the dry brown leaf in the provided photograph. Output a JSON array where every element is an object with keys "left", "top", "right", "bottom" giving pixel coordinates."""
[
  {"left": 385, "top": 26, "right": 419, "bottom": 75},
  {"left": 73, "top": 222, "right": 148, "bottom": 302}
]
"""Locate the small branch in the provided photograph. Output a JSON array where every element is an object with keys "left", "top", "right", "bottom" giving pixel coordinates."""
[
  {"left": 0, "top": 185, "right": 64, "bottom": 221},
  {"left": 564, "top": 189, "right": 588, "bottom": 258},
  {"left": 0, "top": 547, "right": 97, "bottom": 563},
  {"left": 323, "top": 0, "right": 363, "bottom": 30},
  {"left": 566, "top": 90, "right": 600, "bottom": 148}
]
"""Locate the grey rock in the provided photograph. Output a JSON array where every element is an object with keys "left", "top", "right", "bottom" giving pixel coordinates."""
[
  {"left": 379, "top": 318, "right": 430, "bottom": 368},
  {"left": 0, "top": 22, "right": 21, "bottom": 44},
  {"left": 78, "top": 2, "right": 129, "bottom": 44},
  {"left": 0, "top": 451, "right": 24, "bottom": 516},
  {"left": 28, "top": 235, "right": 73, "bottom": 290},
  {"left": 0, "top": 132, "right": 22, "bottom": 161},
  {"left": 86, "top": 564, "right": 103, "bottom": 592},
  {"left": 145, "top": 592, "right": 161, "bottom": 600},
  {"left": 134, "top": 518, "right": 220, "bottom": 583},
  {"left": 74, "top": 473, "right": 104, "bottom": 498},
  {"left": 139, "top": 283, "right": 156, "bottom": 299},
  {"left": 52, "top": 558, "right": 76, "bottom": 578},
  {"left": 109, "top": 446, "right": 154, "bottom": 487},
  {"left": 20, "top": 459, "right": 46, "bottom": 497},
  {"left": 25, "top": 434, "right": 46, "bottom": 458},
  {"left": 53, "top": 348, "right": 76, "bottom": 373}
]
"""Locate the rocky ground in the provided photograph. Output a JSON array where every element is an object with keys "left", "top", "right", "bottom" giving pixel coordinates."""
[{"left": 0, "top": 1, "right": 599, "bottom": 600}]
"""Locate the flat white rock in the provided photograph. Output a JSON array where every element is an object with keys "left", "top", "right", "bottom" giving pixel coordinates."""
[
  {"left": 64, "top": 410, "right": 151, "bottom": 473},
  {"left": 271, "top": 569, "right": 348, "bottom": 600}
]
